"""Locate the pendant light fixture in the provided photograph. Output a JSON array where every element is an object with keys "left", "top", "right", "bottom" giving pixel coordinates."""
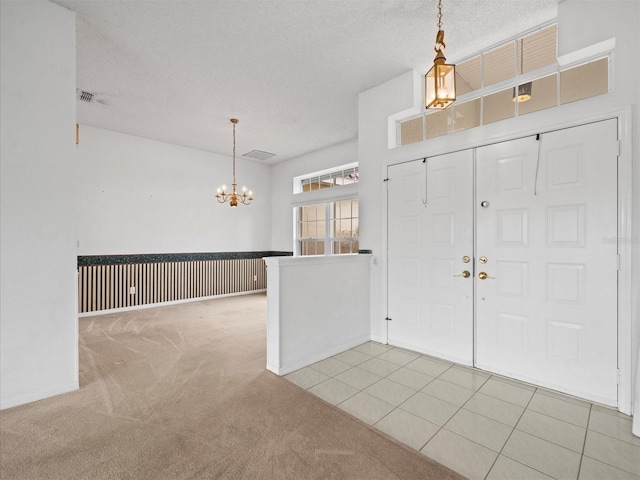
[
  {"left": 513, "top": 38, "right": 532, "bottom": 103},
  {"left": 215, "top": 118, "right": 253, "bottom": 207},
  {"left": 425, "top": 0, "right": 456, "bottom": 109}
]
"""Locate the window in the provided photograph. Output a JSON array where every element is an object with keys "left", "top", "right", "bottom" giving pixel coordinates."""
[
  {"left": 297, "top": 200, "right": 359, "bottom": 256},
  {"left": 299, "top": 166, "right": 358, "bottom": 192},
  {"left": 294, "top": 163, "right": 359, "bottom": 256},
  {"left": 398, "top": 24, "right": 612, "bottom": 145}
]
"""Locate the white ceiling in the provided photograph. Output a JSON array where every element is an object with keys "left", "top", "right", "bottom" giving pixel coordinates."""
[{"left": 52, "top": 0, "right": 558, "bottom": 164}]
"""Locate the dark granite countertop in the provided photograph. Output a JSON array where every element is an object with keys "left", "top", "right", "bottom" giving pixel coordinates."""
[{"left": 78, "top": 251, "right": 293, "bottom": 266}]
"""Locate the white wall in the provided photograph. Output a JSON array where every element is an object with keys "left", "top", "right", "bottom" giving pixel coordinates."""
[
  {"left": 269, "top": 140, "right": 358, "bottom": 252},
  {"left": 557, "top": 0, "right": 640, "bottom": 426},
  {"left": 264, "top": 254, "right": 371, "bottom": 375},
  {"left": 359, "top": 0, "right": 639, "bottom": 405},
  {"left": 359, "top": 71, "right": 421, "bottom": 342},
  {"left": 1, "top": 0, "right": 78, "bottom": 409},
  {"left": 76, "top": 125, "right": 272, "bottom": 255}
]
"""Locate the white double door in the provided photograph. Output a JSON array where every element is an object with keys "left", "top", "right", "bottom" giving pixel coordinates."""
[{"left": 387, "top": 119, "right": 619, "bottom": 404}]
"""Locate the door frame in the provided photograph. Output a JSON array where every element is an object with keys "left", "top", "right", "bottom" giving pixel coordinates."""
[{"left": 383, "top": 106, "right": 634, "bottom": 415}]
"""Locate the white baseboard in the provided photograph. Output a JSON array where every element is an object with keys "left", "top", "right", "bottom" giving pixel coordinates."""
[
  {"left": 370, "top": 335, "right": 387, "bottom": 345},
  {"left": 272, "top": 335, "right": 371, "bottom": 376},
  {"left": 1, "top": 381, "right": 79, "bottom": 411},
  {"left": 79, "top": 289, "right": 266, "bottom": 317}
]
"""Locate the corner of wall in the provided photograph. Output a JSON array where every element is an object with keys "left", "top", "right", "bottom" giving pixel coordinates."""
[
  {"left": 1, "top": 0, "right": 78, "bottom": 410},
  {"left": 358, "top": 69, "right": 422, "bottom": 344}
]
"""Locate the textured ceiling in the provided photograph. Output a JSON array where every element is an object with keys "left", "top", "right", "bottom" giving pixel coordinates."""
[{"left": 52, "top": 0, "right": 558, "bottom": 164}]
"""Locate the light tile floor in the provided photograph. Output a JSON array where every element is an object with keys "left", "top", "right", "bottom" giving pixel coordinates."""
[{"left": 285, "top": 342, "right": 640, "bottom": 480}]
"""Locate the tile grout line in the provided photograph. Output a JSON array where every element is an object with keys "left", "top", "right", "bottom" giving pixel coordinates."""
[
  {"left": 329, "top": 346, "right": 405, "bottom": 417},
  {"left": 579, "top": 429, "right": 640, "bottom": 476},
  {"left": 584, "top": 410, "right": 640, "bottom": 448},
  {"left": 482, "top": 385, "right": 545, "bottom": 480},
  {"left": 330, "top": 347, "right": 404, "bottom": 420},
  {"left": 415, "top": 369, "right": 543, "bottom": 480},
  {"left": 372, "top": 358, "right": 514, "bottom": 455},
  {"left": 506, "top": 393, "right": 594, "bottom": 458},
  {"left": 575, "top": 404, "right": 592, "bottom": 480},
  {"left": 294, "top": 344, "right": 634, "bottom": 480},
  {"left": 434, "top": 383, "right": 521, "bottom": 430},
  {"left": 339, "top": 354, "right": 444, "bottom": 447},
  {"left": 369, "top": 361, "right": 456, "bottom": 433},
  {"left": 415, "top": 364, "right": 504, "bottom": 455},
  {"left": 362, "top": 353, "right": 636, "bottom": 461},
  {"left": 414, "top": 364, "right": 458, "bottom": 453}
]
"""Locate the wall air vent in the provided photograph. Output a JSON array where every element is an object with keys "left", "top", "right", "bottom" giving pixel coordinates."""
[
  {"left": 243, "top": 149, "right": 276, "bottom": 161},
  {"left": 78, "top": 90, "right": 94, "bottom": 103}
]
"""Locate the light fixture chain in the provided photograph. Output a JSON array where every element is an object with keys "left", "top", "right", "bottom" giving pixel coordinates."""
[
  {"left": 232, "top": 121, "right": 236, "bottom": 184},
  {"left": 425, "top": 0, "right": 456, "bottom": 110}
]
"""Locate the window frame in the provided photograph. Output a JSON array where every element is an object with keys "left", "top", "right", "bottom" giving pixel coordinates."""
[
  {"left": 292, "top": 163, "right": 359, "bottom": 256},
  {"left": 295, "top": 198, "right": 359, "bottom": 256},
  {"left": 396, "top": 23, "right": 615, "bottom": 146},
  {"left": 293, "top": 162, "right": 358, "bottom": 195}
]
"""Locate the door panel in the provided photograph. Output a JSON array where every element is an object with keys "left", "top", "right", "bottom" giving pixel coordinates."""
[
  {"left": 475, "top": 136, "right": 541, "bottom": 382},
  {"left": 388, "top": 151, "right": 474, "bottom": 364},
  {"left": 475, "top": 120, "right": 618, "bottom": 405},
  {"left": 387, "top": 160, "right": 424, "bottom": 348},
  {"left": 386, "top": 120, "right": 618, "bottom": 405}
]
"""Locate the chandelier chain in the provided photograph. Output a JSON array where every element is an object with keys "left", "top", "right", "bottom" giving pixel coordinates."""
[
  {"left": 434, "top": 0, "right": 446, "bottom": 52},
  {"left": 232, "top": 121, "right": 236, "bottom": 184},
  {"left": 215, "top": 118, "right": 252, "bottom": 207}
]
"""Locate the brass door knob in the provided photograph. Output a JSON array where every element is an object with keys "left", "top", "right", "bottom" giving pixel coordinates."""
[
  {"left": 454, "top": 270, "right": 471, "bottom": 278},
  {"left": 478, "top": 272, "right": 488, "bottom": 280}
]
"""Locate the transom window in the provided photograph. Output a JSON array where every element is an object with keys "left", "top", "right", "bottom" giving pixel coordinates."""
[
  {"left": 298, "top": 166, "right": 358, "bottom": 193},
  {"left": 400, "top": 24, "right": 611, "bottom": 145}
]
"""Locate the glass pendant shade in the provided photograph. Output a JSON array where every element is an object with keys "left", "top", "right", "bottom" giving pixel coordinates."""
[
  {"left": 425, "top": 60, "right": 456, "bottom": 109},
  {"left": 425, "top": 2, "right": 456, "bottom": 110},
  {"left": 513, "top": 38, "right": 532, "bottom": 103},
  {"left": 513, "top": 82, "right": 532, "bottom": 102}
]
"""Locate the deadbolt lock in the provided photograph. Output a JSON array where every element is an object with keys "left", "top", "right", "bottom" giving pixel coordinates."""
[
  {"left": 479, "top": 256, "right": 488, "bottom": 264},
  {"left": 462, "top": 255, "right": 471, "bottom": 263}
]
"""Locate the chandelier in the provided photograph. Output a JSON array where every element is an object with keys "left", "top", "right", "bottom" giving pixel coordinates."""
[
  {"left": 216, "top": 118, "right": 252, "bottom": 207},
  {"left": 425, "top": 0, "right": 456, "bottom": 109}
]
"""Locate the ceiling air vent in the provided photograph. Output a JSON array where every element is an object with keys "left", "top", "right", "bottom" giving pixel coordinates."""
[
  {"left": 78, "top": 90, "right": 94, "bottom": 103},
  {"left": 243, "top": 149, "right": 276, "bottom": 161}
]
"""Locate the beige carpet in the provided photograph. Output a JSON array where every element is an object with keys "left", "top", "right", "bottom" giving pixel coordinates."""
[{"left": 1, "top": 293, "right": 463, "bottom": 480}]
